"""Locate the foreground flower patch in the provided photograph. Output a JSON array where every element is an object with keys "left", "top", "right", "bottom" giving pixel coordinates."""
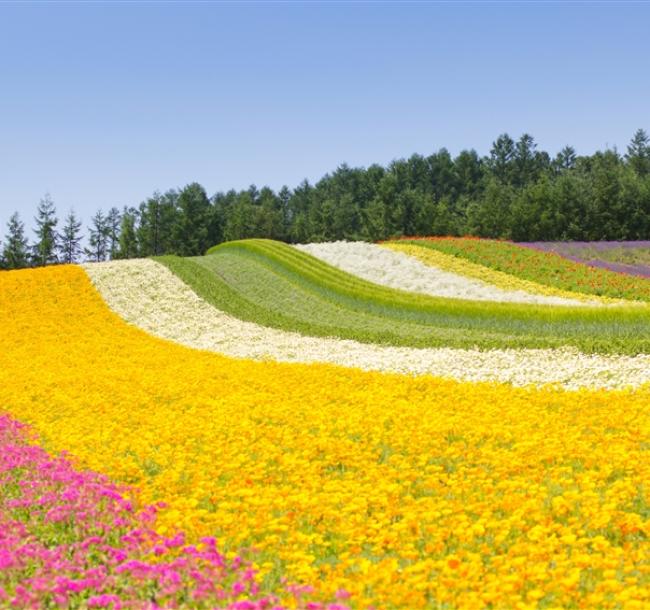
[
  {"left": 0, "top": 414, "right": 345, "bottom": 610},
  {"left": 1, "top": 266, "right": 650, "bottom": 608}
]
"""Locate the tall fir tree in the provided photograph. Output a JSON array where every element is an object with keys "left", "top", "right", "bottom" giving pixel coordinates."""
[
  {"left": 85, "top": 210, "right": 108, "bottom": 262},
  {"left": 3, "top": 212, "right": 30, "bottom": 270},
  {"left": 626, "top": 129, "right": 650, "bottom": 176},
  {"left": 105, "top": 207, "right": 122, "bottom": 260},
  {"left": 488, "top": 133, "right": 516, "bottom": 184},
  {"left": 513, "top": 134, "right": 538, "bottom": 187},
  {"left": 554, "top": 146, "right": 577, "bottom": 172},
  {"left": 117, "top": 208, "right": 139, "bottom": 259},
  {"left": 32, "top": 194, "right": 59, "bottom": 266},
  {"left": 171, "top": 183, "right": 210, "bottom": 255},
  {"left": 59, "top": 210, "right": 83, "bottom": 264}
]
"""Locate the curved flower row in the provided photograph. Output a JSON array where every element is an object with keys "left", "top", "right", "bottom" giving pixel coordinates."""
[
  {"left": 382, "top": 242, "right": 629, "bottom": 305},
  {"left": 520, "top": 241, "right": 650, "bottom": 279},
  {"left": 295, "top": 241, "right": 595, "bottom": 306},
  {"left": 399, "top": 236, "right": 650, "bottom": 301},
  {"left": 0, "top": 414, "right": 345, "bottom": 610},
  {"left": 2, "top": 265, "right": 650, "bottom": 608},
  {"left": 83, "top": 259, "right": 650, "bottom": 390}
]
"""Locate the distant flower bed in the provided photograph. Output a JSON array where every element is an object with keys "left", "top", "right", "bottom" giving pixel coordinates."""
[
  {"left": 519, "top": 241, "right": 650, "bottom": 279},
  {"left": 296, "top": 241, "right": 590, "bottom": 305},
  {"left": 396, "top": 237, "right": 650, "bottom": 301}
]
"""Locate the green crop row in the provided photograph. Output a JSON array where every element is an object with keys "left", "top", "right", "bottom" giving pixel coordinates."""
[
  {"left": 394, "top": 238, "right": 650, "bottom": 301},
  {"left": 156, "top": 239, "right": 650, "bottom": 355}
]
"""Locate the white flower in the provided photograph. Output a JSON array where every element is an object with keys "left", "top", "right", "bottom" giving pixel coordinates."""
[{"left": 295, "top": 241, "right": 592, "bottom": 306}]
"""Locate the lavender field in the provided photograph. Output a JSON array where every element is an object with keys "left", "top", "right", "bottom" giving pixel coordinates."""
[{"left": 519, "top": 241, "right": 650, "bottom": 279}]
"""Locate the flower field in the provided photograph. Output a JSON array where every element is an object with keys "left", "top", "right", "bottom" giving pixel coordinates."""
[
  {"left": 2, "top": 240, "right": 650, "bottom": 609},
  {"left": 160, "top": 240, "right": 650, "bottom": 355},
  {"left": 520, "top": 241, "right": 650, "bottom": 280},
  {"left": 0, "top": 414, "right": 330, "bottom": 610},
  {"left": 396, "top": 237, "right": 650, "bottom": 301},
  {"left": 295, "top": 241, "right": 589, "bottom": 305},
  {"left": 82, "top": 258, "right": 650, "bottom": 389}
]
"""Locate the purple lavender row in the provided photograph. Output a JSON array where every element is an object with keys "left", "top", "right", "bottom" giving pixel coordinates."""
[
  {"left": 519, "top": 240, "right": 650, "bottom": 251},
  {"left": 0, "top": 414, "right": 349, "bottom": 610},
  {"left": 518, "top": 241, "right": 650, "bottom": 279}
]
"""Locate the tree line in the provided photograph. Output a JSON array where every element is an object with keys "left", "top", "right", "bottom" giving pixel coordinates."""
[{"left": 2, "top": 129, "right": 650, "bottom": 270}]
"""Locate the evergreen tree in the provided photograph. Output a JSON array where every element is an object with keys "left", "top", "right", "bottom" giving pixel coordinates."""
[
  {"left": 137, "top": 192, "right": 172, "bottom": 256},
  {"left": 626, "top": 129, "right": 650, "bottom": 176},
  {"left": 554, "top": 146, "right": 577, "bottom": 172},
  {"left": 59, "top": 210, "right": 83, "bottom": 264},
  {"left": 4, "top": 129, "right": 650, "bottom": 251},
  {"left": 454, "top": 150, "right": 484, "bottom": 199},
  {"left": 85, "top": 210, "right": 108, "bottom": 262},
  {"left": 488, "top": 134, "right": 516, "bottom": 184},
  {"left": 223, "top": 190, "right": 256, "bottom": 241},
  {"left": 32, "top": 194, "right": 59, "bottom": 266},
  {"left": 513, "top": 134, "right": 538, "bottom": 187},
  {"left": 466, "top": 179, "right": 514, "bottom": 238},
  {"left": 171, "top": 183, "right": 211, "bottom": 255},
  {"left": 427, "top": 149, "right": 456, "bottom": 201},
  {"left": 117, "top": 208, "right": 139, "bottom": 259},
  {"left": 277, "top": 185, "right": 292, "bottom": 236},
  {"left": 255, "top": 187, "right": 286, "bottom": 240},
  {"left": 2, "top": 212, "right": 30, "bottom": 269},
  {"left": 105, "top": 207, "right": 122, "bottom": 260}
]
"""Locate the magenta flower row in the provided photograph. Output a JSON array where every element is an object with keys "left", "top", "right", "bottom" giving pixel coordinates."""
[{"left": 0, "top": 414, "right": 349, "bottom": 610}]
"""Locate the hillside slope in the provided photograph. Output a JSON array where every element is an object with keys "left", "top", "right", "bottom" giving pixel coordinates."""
[
  {"left": 153, "top": 239, "right": 650, "bottom": 354},
  {"left": 83, "top": 258, "right": 650, "bottom": 389}
]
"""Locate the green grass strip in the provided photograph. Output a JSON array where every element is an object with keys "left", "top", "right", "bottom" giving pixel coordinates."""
[{"left": 156, "top": 239, "right": 650, "bottom": 355}]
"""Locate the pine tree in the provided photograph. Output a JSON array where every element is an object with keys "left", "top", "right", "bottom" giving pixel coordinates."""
[
  {"left": 488, "top": 134, "right": 516, "bottom": 184},
  {"left": 105, "top": 207, "right": 122, "bottom": 260},
  {"left": 117, "top": 208, "right": 138, "bottom": 259},
  {"left": 171, "top": 183, "right": 210, "bottom": 255},
  {"left": 2, "top": 212, "right": 30, "bottom": 269},
  {"left": 32, "top": 194, "right": 59, "bottom": 266},
  {"left": 513, "top": 134, "right": 538, "bottom": 187},
  {"left": 85, "top": 210, "right": 108, "bottom": 262},
  {"left": 59, "top": 210, "right": 83, "bottom": 264},
  {"left": 626, "top": 129, "right": 650, "bottom": 176},
  {"left": 554, "top": 146, "right": 577, "bottom": 172}
]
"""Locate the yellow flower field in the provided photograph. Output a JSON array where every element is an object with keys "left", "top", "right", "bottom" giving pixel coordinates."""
[{"left": 1, "top": 265, "right": 649, "bottom": 609}]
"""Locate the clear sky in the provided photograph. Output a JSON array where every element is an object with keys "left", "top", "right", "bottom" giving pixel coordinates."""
[{"left": 1, "top": 1, "right": 649, "bottom": 233}]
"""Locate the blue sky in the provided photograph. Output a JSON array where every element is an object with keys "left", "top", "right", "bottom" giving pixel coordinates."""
[{"left": 1, "top": 1, "right": 649, "bottom": 234}]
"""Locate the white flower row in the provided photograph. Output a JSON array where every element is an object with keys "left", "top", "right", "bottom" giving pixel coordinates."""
[
  {"left": 83, "top": 259, "right": 650, "bottom": 390},
  {"left": 294, "top": 241, "right": 593, "bottom": 306}
]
